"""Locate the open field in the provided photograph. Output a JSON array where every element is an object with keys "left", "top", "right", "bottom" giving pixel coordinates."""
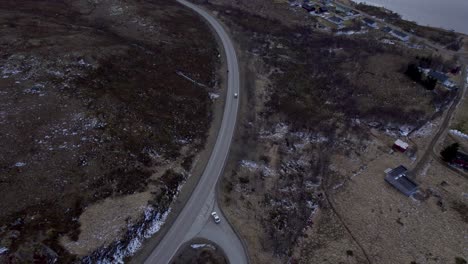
[{"left": 0, "top": 0, "right": 218, "bottom": 262}]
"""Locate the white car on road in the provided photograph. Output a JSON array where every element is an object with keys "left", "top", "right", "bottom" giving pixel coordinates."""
[
  {"left": 234, "top": 93, "right": 238, "bottom": 98},
  {"left": 211, "top": 211, "right": 221, "bottom": 224}
]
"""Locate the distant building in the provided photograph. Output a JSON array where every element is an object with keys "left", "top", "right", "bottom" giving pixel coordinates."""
[
  {"left": 318, "top": 6, "right": 328, "bottom": 13},
  {"left": 393, "top": 139, "right": 409, "bottom": 152},
  {"left": 302, "top": 4, "right": 315, "bottom": 12},
  {"left": 390, "top": 30, "right": 410, "bottom": 41},
  {"left": 362, "top": 17, "right": 378, "bottom": 28},
  {"left": 427, "top": 70, "right": 456, "bottom": 90},
  {"left": 385, "top": 165, "right": 418, "bottom": 196},
  {"left": 335, "top": 4, "right": 351, "bottom": 14},
  {"left": 381, "top": 26, "right": 392, "bottom": 33},
  {"left": 328, "top": 16, "right": 344, "bottom": 25}
]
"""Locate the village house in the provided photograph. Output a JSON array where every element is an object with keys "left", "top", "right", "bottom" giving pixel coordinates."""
[
  {"left": 333, "top": 4, "right": 360, "bottom": 20},
  {"left": 381, "top": 26, "right": 392, "bottom": 33},
  {"left": 327, "top": 15, "right": 344, "bottom": 26},
  {"left": 335, "top": 4, "right": 351, "bottom": 14},
  {"left": 428, "top": 70, "right": 456, "bottom": 89},
  {"left": 362, "top": 17, "right": 378, "bottom": 28},
  {"left": 390, "top": 30, "right": 410, "bottom": 42},
  {"left": 384, "top": 166, "right": 418, "bottom": 196}
]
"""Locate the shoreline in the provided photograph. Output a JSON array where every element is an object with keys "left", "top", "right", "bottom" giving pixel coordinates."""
[{"left": 349, "top": 0, "right": 468, "bottom": 35}]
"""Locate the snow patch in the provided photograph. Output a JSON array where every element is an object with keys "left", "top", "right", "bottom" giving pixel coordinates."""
[
  {"left": 0, "top": 247, "right": 8, "bottom": 254},
  {"left": 412, "top": 122, "right": 434, "bottom": 137},
  {"left": 450, "top": 129, "right": 468, "bottom": 139},
  {"left": 240, "top": 160, "right": 260, "bottom": 170},
  {"left": 209, "top": 92, "right": 220, "bottom": 100},
  {"left": 259, "top": 123, "right": 288, "bottom": 140},
  {"left": 191, "top": 243, "right": 216, "bottom": 250},
  {"left": 240, "top": 160, "right": 275, "bottom": 177},
  {"left": 89, "top": 206, "right": 171, "bottom": 264},
  {"left": 14, "top": 162, "right": 26, "bottom": 167},
  {"left": 191, "top": 244, "right": 207, "bottom": 249}
]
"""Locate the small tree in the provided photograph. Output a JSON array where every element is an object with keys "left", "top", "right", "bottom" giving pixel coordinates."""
[
  {"left": 440, "top": 143, "right": 459, "bottom": 162},
  {"left": 405, "top": 63, "right": 422, "bottom": 82},
  {"left": 423, "top": 76, "right": 438, "bottom": 90}
]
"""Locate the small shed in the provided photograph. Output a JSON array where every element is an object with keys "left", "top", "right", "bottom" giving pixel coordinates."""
[
  {"left": 385, "top": 165, "right": 418, "bottom": 196},
  {"left": 393, "top": 139, "right": 409, "bottom": 152}
]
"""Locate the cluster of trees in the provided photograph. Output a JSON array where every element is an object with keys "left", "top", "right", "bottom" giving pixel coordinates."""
[
  {"left": 440, "top": 143, "right": 459, "bottom": 162},
  {"left": 405, "top": 64, "right": 438, "bottom": 90}
]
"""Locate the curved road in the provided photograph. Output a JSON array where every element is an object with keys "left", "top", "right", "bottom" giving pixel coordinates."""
[{"left": 144, "top": 0, "right": 247, "bottom": 263}]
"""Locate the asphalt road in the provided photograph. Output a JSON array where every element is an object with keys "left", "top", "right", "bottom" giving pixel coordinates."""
[{"left": 144, "top": 0, "right": 247, "bottom": 263}]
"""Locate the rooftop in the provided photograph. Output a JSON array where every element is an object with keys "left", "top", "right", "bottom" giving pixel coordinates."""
[
  {"left": 385, "top": 165, "right": 418, "bottom": 196},
  {"left": 394, "top": 139, "right": 409, "bottom": 149},
  {"left": 363, "top": 17, "right": 376, "bottom": 25},
  {"left": 387, "top": 165, "right": 408, "bottom": 178},
  {"left": 429, "top": 70, "right": 449, "bottom": 83},
  {"left": 392, "top": 30, "right": 408, "bottom": 38},
  {"left": 382, "top": 26, "right": 392, "bottom": 33},
  {"left": 328, "top": 16, "right": 343, "bottom": 24}
]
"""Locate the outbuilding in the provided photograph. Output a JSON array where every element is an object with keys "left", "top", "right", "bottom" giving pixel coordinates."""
[
  {"left": 384, "top": 165, "right": 418, "bottom": 196},
  {"left": 393, "top": 139, "right": 409, "bottom": 152}
]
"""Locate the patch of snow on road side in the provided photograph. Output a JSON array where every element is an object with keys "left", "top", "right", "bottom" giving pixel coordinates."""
[
  {"left": 209, "top": 92, "right": 220, "bottom": 100},
  {"left": 144, "top": 208, "right": 170, "bottom": 239},
  {"left": 191, "top": 244, "right": 207, "bottom": 249},
  {"left": 191, "top": 243, "right": 216, "bottom": 250},
  {"left": 89, "top": 206, "right": 171, "bottom": 264},
  {"left": 412, "top": 122, "right": 434, "bottom": 137},
  {"left": 0, "top": 247, "right": 8, "bottom": 254},
  {"left": 85, "top": 181, "right": 185, "bottom": 264}
]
